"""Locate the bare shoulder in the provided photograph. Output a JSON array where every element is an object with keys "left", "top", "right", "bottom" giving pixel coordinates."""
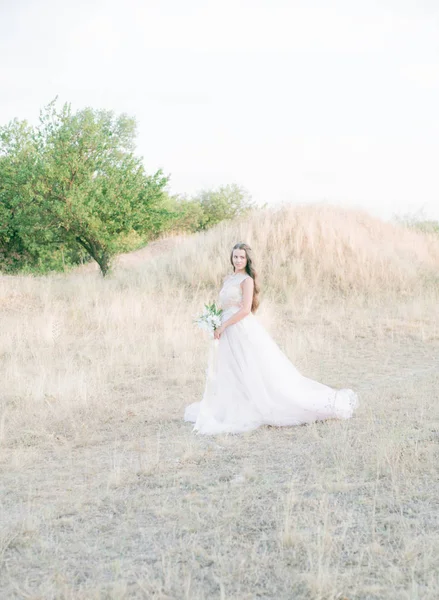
[{"left": 241, "top": 275, "right": 254, "bottom": 287}]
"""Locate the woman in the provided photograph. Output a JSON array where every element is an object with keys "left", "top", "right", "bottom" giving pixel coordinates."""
[{"left": 184, "top": 243, "right": 358, "bottom": 434}]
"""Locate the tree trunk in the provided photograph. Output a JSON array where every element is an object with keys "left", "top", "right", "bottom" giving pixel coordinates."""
[
  {"left": 96, "top": 251, "right": 111, "bottom": 277},
  {"left": 75, "top": 236, "right": 112, "bottom": 277}
]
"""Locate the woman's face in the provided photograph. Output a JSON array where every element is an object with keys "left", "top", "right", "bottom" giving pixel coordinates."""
[{"left": 232, "top": 249, "right": 247, "bottom": 272}]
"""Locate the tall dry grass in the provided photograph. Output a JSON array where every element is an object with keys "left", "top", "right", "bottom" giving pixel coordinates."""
[
  {"left": 142, "top": 203, "right": 439, "bottom": 298},
  {"left": 1, "top": 204, "right": 439, "bottom": 599}
]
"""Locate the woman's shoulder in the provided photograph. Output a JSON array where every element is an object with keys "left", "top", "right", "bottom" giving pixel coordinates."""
[
  {"left": 222, "top": 272, "right": 253, "bottom": 283},
  {"left": 238, "top": 273, "right": 253, "bottom": 285}
]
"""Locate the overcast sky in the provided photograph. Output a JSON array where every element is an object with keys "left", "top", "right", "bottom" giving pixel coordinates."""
[{"left": 1, "top": 0, "right": 438, "bottom": 221}]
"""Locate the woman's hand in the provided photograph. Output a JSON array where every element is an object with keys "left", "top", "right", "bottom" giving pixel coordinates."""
[{"left": 214, "top": 325, "right": 225, "bottom": 340}]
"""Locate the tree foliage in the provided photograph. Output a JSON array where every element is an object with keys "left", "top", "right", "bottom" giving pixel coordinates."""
[
  {"left": 0, "top": 101, "right": 170, "bottom": 275},
  {"left": 195, "top": 183, "right": 256, "bottom": 230},
  {"left": 164, "top": 183, "right": 256, "bottom": 234}
]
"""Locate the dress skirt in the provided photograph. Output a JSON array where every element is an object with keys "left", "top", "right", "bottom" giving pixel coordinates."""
[{"left": 184, "top": 306, "right": 358, "bottom": 435}]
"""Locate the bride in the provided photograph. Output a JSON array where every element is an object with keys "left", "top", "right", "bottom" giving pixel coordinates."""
[{"left": 184, "top": 242, "right": 359, "bottom": 435}]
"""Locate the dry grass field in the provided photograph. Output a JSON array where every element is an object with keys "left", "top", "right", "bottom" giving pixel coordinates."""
[{"left": 1, "top": 205, "right": 439, "bottom": 599}]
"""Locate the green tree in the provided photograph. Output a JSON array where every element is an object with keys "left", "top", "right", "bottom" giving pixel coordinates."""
[
  {"left": 161, "top": 184, "right": 257, "bottom": 235},
  {"left": 0, "top": 100, "right": 170, "bottom": 276},
  {"left": 194, "top": 183, "right": 256, "bottom": 230},
  {"left": 161, "top": 194, "right": 205, "bottom": 234}
]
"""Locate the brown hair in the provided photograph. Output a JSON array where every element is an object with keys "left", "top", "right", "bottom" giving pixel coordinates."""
[{"left": 230, "top": 242, "right": 260, "bottom": 312}]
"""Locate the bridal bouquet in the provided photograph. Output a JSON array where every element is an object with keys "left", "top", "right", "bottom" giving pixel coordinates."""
[{"left": 195, "top": 303, "right": 223, "bottom": 338}]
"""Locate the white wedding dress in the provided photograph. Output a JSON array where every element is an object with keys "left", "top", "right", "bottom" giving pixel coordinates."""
[{"left": 184, "top": 273, "right": 359, "bottom": 435}]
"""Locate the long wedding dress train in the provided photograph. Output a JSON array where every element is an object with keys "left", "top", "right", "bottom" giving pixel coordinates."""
[{"left": 184, "top": 273, "right": 359, "bottom": 435}]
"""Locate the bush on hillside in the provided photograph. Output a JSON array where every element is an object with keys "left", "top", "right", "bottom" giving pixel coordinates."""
[{"left": 163, "top": 184, "right": 256, "bottom": 234}]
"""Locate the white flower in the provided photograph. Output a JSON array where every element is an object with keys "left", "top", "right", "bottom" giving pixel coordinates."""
[{"left": 194, "top": 302, "right": 223, "bottom": 338}]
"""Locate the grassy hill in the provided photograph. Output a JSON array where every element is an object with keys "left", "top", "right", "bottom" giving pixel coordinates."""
[{"left": 1, "top": 204, "right": 439, "bottom": 599}]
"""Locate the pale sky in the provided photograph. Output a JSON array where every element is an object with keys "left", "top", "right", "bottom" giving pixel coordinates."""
[{"left": 1, "top": 0, "right": 438, "bottom": 221}]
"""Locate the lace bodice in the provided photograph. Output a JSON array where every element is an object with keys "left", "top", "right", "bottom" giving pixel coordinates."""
[{"left": 218, "top": 273, "right": 250, "bottom": 310}]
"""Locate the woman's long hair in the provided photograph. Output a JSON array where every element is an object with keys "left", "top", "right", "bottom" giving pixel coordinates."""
[{"left": 230, "top": 242, "right": 260, "bottom": 313}]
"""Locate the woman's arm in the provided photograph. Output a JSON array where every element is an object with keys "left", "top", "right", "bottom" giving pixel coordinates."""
[{"left": 214, "top": 277, "right": 254, "bottom": 338}]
